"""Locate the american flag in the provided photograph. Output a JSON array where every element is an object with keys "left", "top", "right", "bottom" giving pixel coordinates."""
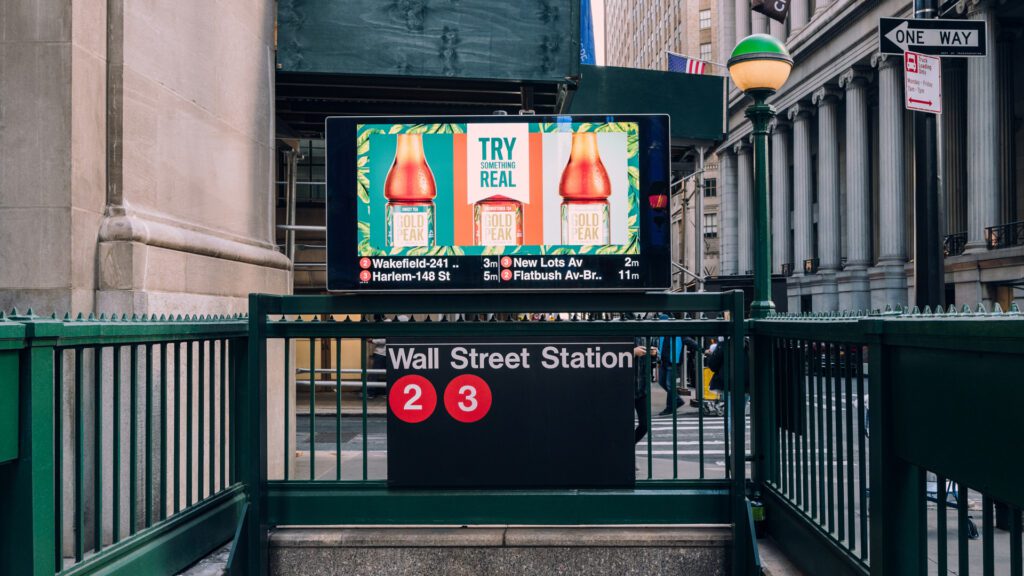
[{"left": 667, "top": 51, "right": 707, "bottom": 75}]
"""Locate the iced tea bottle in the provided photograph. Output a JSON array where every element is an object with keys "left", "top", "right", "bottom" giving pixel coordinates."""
[
  {"left": 559, "top": 132, "right": 611, "bottom": 245},
  {"left": 384, "top": 134, "right": 436, "bottom": 247},
  {"left": 473, "top": 195, "right": 523, "bottom": 246}
]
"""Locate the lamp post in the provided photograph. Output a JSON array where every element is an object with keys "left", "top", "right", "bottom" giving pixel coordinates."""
[{"left": 728, "top": 34, "right": 793, "bottom": 319}]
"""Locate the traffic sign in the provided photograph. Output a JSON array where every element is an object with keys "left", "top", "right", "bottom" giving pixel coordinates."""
[
  {"left": 904, "top": 52, "right": 942, "bottom": 114},
  {"left": 879, "top": 18, "right": 986, "bottom": 57}
]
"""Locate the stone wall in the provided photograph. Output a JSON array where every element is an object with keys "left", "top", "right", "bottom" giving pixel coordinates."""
[{"left": 0, "top": 0, "right": 291, "bottom": 316}]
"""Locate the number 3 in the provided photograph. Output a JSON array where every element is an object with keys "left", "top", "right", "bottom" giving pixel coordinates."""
[{"left": 457, "top": 384, "right": 477, "bottom": 412}]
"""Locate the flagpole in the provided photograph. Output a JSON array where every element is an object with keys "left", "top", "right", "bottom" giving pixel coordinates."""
[{"left": 665, "top": 50, "right": 728, "bottom": 71}]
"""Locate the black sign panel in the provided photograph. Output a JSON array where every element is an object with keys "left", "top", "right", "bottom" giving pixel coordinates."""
[
  {"left": 326, "top": 114, "right": 672, "bottom": 292},
  {"left": 879, "top": 18, "right": 987, "bottom": 57},
  {"left": 386, "top": 338, "right": 635, "bottom": 488},
  {"left": 752, "top": 0, "right": 790, "bottom": 24}
]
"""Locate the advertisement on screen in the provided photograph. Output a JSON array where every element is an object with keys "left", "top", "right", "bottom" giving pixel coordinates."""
[{"left": 326, "top": 115, "right": 670, "bottom": 291}]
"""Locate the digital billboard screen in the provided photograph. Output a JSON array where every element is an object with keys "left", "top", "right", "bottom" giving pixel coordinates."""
[{"left": 326, "top": 114, "right": 671, "bottom": 291}]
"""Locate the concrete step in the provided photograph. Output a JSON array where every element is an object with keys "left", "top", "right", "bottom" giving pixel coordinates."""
[
  {"left": 269, "top": 525, "right": 732, "bottom": 576},
  {"left": 757, "top": 537, "right": 805, "bottom": 576}
]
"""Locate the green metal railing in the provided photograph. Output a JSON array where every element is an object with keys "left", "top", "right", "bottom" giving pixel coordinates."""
[
  {"left": 6, "top": 296, "right": 1020, "bottom": 576},
  {"left": 0, "top": 311, "right": 248, "bottom": 576},
  {"left": 244, "top": 291, "right": 750, "bottom": 575},
  {"left": 750, "top": 305, "right": 1024, "bottom": 576}
]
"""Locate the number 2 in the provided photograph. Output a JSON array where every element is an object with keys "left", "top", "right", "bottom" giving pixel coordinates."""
[{"left": 404, "top": 383, "right": 423, "bottom": 411}]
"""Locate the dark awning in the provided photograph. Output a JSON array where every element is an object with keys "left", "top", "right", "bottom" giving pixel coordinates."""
[{"left": 568, "top": 65, "right": 726, "bottom": 146}]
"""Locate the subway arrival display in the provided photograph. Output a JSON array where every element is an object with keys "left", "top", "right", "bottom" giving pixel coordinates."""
[{"left": 326, "top": 114, "right": 671, "bottom": 291}]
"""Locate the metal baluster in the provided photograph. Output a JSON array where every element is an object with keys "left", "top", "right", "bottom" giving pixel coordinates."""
[
  {"left": 698, "top": 336, "right": 705, "bottom": 479},
  {"left": 130, "top": 345, "right": 138, "bottom": 535},
  {"left": 112, "top": 345, "right": 121, "bottom": 543},
  {"left": 220, "top": 339, "right": 227, "bottom": 491},
  {"left": 187, "top": 342, "right": 194, "bottom": 506},
  {"left": 959, "top": 486, "right": 970, "bottom": 575},
  {"left": 816, "top": 340, "right": 826, "bottom": 526},
  {"left": 983, "top": 495, "right": 994, "bottom": 576},
  {"left": 845, "top": 342, "right": 856, "bottom": 551},
  {"left": 856, "top": 345, "right": 868, "bottom": 559},
  {"left": 361, "top": 338, "right": 368, "bottom": 481},
  {"left": 54, "top": 348, "right": 63, "bottom": 570},
  {"left": 75, "top": 348, "right": 84, "bottom": 562},
  {"left": 808, "top": 340, "right": 818, "bottom": 519},
  {"left": 284, "top": 338, "right": 290, "bottom": 481},
  {"left": 174, "top": 342, "right": 181, "bottom": 514},
  {"left": 198, "top": 341, "right": 205, "bottom": 501},
  {"left": 1010, "top": 505, "right": 1022, "bottom": 576},
  {"left": 209, "top": 340, "right": 216, "bottom": 496},
  {"left": 825, "top": 342, "right": 835, "bottom": 535},
  {"left": 336, "top": 339, "right": 342, "bottom": 481},
  {"left": 310, "top": 337, "right": 316, "bottom": 481},
  {"left": 145, "top": 344, "right": 154, "bottom": 528},
  {"left": 93, "top": 346, "right": 103, "bottom": 553},
  {"left": 938, "top": 475, "right": 947, "bottom": 576}
]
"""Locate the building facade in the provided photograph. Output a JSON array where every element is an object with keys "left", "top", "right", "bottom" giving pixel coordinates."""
[
  {"left": 717, "top": 0, "right": 1024, "bottom": 312},
  {"left": 0, "top": 0, "right": 291, "bottom": 316},
  {"left": 606, "top": 0, "right": 723, "bottom": 289}
]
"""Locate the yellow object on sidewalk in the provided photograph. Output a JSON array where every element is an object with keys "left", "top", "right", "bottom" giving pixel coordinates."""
[{"left": 702, "top": 367, "right": 721, "bottom": 401}]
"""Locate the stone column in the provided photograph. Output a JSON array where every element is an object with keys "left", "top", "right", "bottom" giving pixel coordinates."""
[
  {"left": 998, "top": 32, "right": 1017, "bottom": 224},
  {"left": 720, "top": 149, "right": 739, "bottom": 276},
  {"left": 837, "top": 68, "right": 872, "bottom": 311},
  {"left": 812, "top": 86, "right": 841, "bottom": 311},
  {"left": 735, "top": 0, "right": 751, "bottom": 39},
  {"left": 771, "top": 119, "right": 792, "bottom": 274},
  {"left": 737, "top": 141, "right": 754, "bottom": 275},
  {"left": 789, "top": 104, "right": 814, "bottom": 271},
  {"left": 961, "top": 0, "right": 999, "bottom": 252},
  {"left": 752, "top": 12, "right": 769, "bottom": 35},
  {"left": 943, "top": 61, "right": 968, "bottom": 237},
  {"left": 869, "top": 53, "right": 908, "bottom": 309},
  {"left": 719, "top": 0, "right": 737, "bottom": 72},
  {"left": 770, "top": 17, "right": 787, "bottom": 42},
  {"left": 789, "top": 103, "right": 814, "bottom": 310},
  {"left": 791, "top": 0, "right": 809, "bottom": 32}
]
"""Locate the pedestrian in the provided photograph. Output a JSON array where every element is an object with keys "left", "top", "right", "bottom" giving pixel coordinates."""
[
  {"left": 633, "top": 331, "right": 657, "bottom": 445},
  {"left": 656, "top": 326, "right": 700, "bottom": 415}
]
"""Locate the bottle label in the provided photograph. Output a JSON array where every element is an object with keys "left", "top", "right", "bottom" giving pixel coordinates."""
[
  {"left": 561, "top": 203, "right": 610, "bottom": 245},
  {"left": 386, "top": 204, "right": 434, "bottom": 247},
  {"left": 474, "top": 203, "right": 522, "bottom": 246}
]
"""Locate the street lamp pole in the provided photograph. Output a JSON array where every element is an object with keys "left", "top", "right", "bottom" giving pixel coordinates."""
[
  {"left": 747, "top": 91, "right": 776, "bottom": 318},
  {"left": 728, "top": 34, "right": 793, "bottom": 318}
]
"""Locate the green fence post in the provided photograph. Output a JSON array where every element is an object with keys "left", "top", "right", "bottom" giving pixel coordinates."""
[
  {"left": 750, "top": 319, "right": 773, "bottom": 491},
  {"left": 239, "top": 294, "right": 267, "bottom": 575},
  {"left": 866, "top": 318, "right": 925, "bottom": 576},
  {"left": 730, "top": 291, "right": 749, "bottom": 575},
  {"left": 0, "top": 319, "right": 57, "bottom": 576}
]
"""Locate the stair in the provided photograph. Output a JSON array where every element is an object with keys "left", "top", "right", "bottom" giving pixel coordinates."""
[{"left": 269, "top": 525, "right": 732, "bottom": 576}]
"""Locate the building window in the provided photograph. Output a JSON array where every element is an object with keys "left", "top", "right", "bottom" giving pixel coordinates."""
[
  {"left": 699, "top": 9, "right": 711, "bottom": 30},
  {"left": 704, "top": 213, "right": 718, "bottom": 238},
  {"left": 703, "top": 177, "right": 717, "bottom": 197},
  {"left": 700, "top": 43, "right": 712, "bottom": 62},
  {"left": 277, "top": 139, "right": 326, "bottom": 203}
]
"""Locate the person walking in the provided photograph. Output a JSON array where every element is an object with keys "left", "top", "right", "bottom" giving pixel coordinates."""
[{"left": 633, "top": 334, "right": 657, "bottom": 444}]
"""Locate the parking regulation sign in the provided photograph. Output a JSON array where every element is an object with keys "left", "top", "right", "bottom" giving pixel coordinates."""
[{"left": 904, "top": 51, "right": 942, "bottom": 114}]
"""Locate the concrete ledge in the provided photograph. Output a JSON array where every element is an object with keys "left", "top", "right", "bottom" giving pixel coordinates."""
[
  {"left": 270, "top": 525, "right": 732, "bottom": 548},
  {"left": 269, "top": 526, "right": 731, "bottom": 576}
]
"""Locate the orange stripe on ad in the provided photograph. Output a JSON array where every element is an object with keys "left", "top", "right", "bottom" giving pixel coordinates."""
[
  {"left": 526, "top": 132, "right": 544, "bottom": 245},
  {"left": 452, "top": 133, "right": 471, "bottom": 246}
]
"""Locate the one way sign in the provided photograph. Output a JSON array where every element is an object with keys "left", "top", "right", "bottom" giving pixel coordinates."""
[{"left": 879, "top": 18, "right": 987, "bottom": 57}]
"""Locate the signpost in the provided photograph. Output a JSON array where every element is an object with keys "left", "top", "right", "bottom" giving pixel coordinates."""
[
  {"left": 385, "top": 338, "right": 636, "bottom": 488},
  {"left": 904, "top": 51, "right": 942, "bottom": 114},
  {"left": 879, "top": 18, "right": 987, "bottom": 57}
]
